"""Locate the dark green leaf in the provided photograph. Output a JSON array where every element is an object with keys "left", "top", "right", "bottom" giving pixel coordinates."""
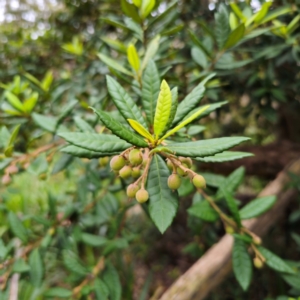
[
  {"left": 172, "top": 73, "right": 215, "bottom": 126},
  {"left": 141, "top": 60, "right": 160, "bottom": 125},
  {"left": 92, "top": 108, "right": 147, "bottom": 147},
  {"left": 51, "top": 153, "right": 73, "bottom": 175},
  {"left": 232, "top": 238, "right": 252, "bottom": 291},
  {"left": 45, "top": 288, "right": 73, "bottom": 298},
  {"left": 191, "top": 47, "right": 208, "bottom": 68},
  {"left": 188, "top": 30, "right": 211, "bottom": 58},
  {"left": 81, "top": 233, "right": 107, "bottom": 247},
  {"left": 94, "top": 278, "right": 109, "bottom": 300},
  {"left": 257, "top": 246, "right": 295, "bottom": 274},
  {"left": 62, "top": 250, "right": 88, "bottom": 276},
  {"left": 29, "top": 249, "right": 44, "bottom": 287},
  {"left": 232, "top": 233, "right": 253, "bottom": 244},
  {"left": 239, "top": 196, "right": 277, "bottom": 219},
  {"left": 215, "top": 4, "right": 230, "bottom": 49},
  {"left": 146, "top": 154, "right": 179, "bottom": 233},
  {"left": 61, "top": 145, "right": 117, "bottom": 158},
  {"left": 201, "top": 172, "right": 225, "bottom": 188},
  {"left": 74, "top": 116, "right": 94, "bottom": 132},
  {"left": 165, "top": 137, "right": 250, "bottom": 158},
  {"left": 221, "top": 186, "right": 241, "bottom": 226},
  {"left": 102, "top": 262, "right": 122, "bottom": 300},
  {"left": 8, "top": 212, "right": 28, "bottom": 243},
  {"left": 224, "top": 24, "right": 245, "bottom": 49},
  {"left": 195, "top": 151, "right": 253, "bottom": 163},
  {"left": 58, "top": 132, "right": 131, "bottom": 153},
  {"left": 106, "top": 75, "right": 147, "bottom": 127},
  {"left": 161, "top": 24, "right": 184, "bottom": 36},
  {"left": 187, "top": 201, "right": 219, "bottom": 222}
]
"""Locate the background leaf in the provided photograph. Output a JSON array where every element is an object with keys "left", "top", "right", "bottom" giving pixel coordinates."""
[
  {"left": 29, "top": 249, "right": 44, "bottom": 287},
  {"left": 188, "top": 201, "right": 219, "bottom": 222},
  {"left": 195, "top": 151, "right": 253, "bottom": 163}
]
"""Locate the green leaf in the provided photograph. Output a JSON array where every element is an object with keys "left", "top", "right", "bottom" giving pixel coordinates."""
[
  {"left": 172, "top": 73, "right": 215, "bottom": 126},
  {"left": 23, "top": 92, "right": 38, "bottom": 113},
  {"left": 92, "top": 108, "right": 148, "bottom": 147},
  {"left": 229, "top": 3, "right": 246, "bottom": 21},
  {"left": 4, "top": 124, "right": 21, "bottom": 157},
  {"left": 63, "top": 250, "right": 88, "bottom": 276},
  {"left": 74, "top": 116, "right": 94, "bottom": 132},
  {"left": 257, "top": 246, "right": 295, "bottom": 274},
  {"left": 257, "top": 6, "right": 292, "bottom": 25},
  {"left": 217, "top": 166, "right": 245, "bottom": 197},
  {"left": 191, "top": 47, "right": 207, "bottom": 68},
  {"left": 29, "top": 249, "right": 44, "bottom": 287},
  {"left": 239, "top": 196, "right": 277, "bottom": 220},
  {"left": 201, "top": 172, "right": 225, "bottom": 188},
  {"left": 81, "top": 233, "right": 108, "bottom": 247},
  {"left": 94, "top": 278, "right": 109, "bottom": 300},
  {"left": 187, "top": 201, "right": 219, "bottom": 222},
  {"left": 229, "top": 12, "right": 239, "bottom": 30},
  {"left": 215, "top": 4, "right": 231, "bottom": 49},
  {"left": 141, "top": 60, "right": 160, "bottom": 124},
  {"left": 153, "top": 80, "right": 172, "bottom": 138},
  {"left": 165, "top": 137, "right": 250, "bottom": 158},
  {"left": 51, "top": 153, "right": 73, "bottom": 175},
  {"left": 161, "top": 24, "right": 184, "bottom": 36},
  {"left": 125, "top": 18, "right": 143, "bottom": 42},
  {"left": 221, "top": 186, "right": 241, "bottom": 227},
  {"left": 232, "top": 238, "right": 252, "bottom": 291},
  {"left": 12, "top": 259, "right": 30, "bottom": 273},
  {"left": 121, "top": 0, "right": 141, "bottom": 23},
  {"left": 8, "top": 212, "right": 28, "bottom": 243},
  {"left": 195, "top": 151, "right": 253, "bottom": 163},
  {"left": 224, "top": 24, "right": 245, "bottom": 49},
  {"left": 58, "top": 132, "right": 131, "bottom": 153},
  {"left": 45, "top": 288, "right": 73, "bottom": 298},
  {"left": 188, "top": 30, "right": 211, "bottom": 58},
  {"left": 41, "top": 70, "right": 53, "bottom": 92},
  {"left": 162, "top": 87, "right": 178, "bottom": 136},
  {"left": 102, "top": 262, "right": 122, "bottom": 300},
  {"left": 141, "top": 35, "right": 160, "bottom": 71},
  {"left": 98, "top": 53, "right": 133, "bottom": 76},
  {"left": 160, "top": 105, "right": 209, "bottom": 141},
  {"left": 128, "top": 119, "right": 154, "bottom": 143},
  {"left": 32, "top": 113, "right": 58, "bottom": 133},
  {"left": 253, "top": 1, "right": 272, "bottom": 24},
  {"left": 4, "top": 91, "right": 24, "bottom": 112},
  {"left": 101, "top": 37, "right": 127, "bottom": 53},
  {"left": 146, "top": 154, "right": 178, "bottom": 233},
  {"left": 140, "top": 0, "right": 155, "bottom": 19},
  {"left": 106, "top": 75, "right": 147, "bottom": 128},
  {"left": 61, "top": 145, "right": 117, "bottom": 158},
  {"left": 127, "top": 44, "right": 140, "bottom": 72}
]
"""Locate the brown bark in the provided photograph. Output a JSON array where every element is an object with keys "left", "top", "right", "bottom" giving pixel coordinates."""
[{"left": 159, "top": 159, "right": 300, "bottom": 300}]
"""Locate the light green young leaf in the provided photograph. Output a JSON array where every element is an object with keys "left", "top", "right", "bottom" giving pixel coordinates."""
[
  {"left": 41, "top": 70, "right": 53, "bottom": 92},
  {"left": 153, "top": 80, "right": 172, "bottom": 138},
  {"left": 256, "top": 6, "right": 292, "bottom": 25},
  {"left": 4, "top": 91, "right": 24, "bottom": 112},
  {"left": 128, "top": 119, "right": 154, "bottom": 143},
  {"left": 127, "top": 44, "right": 140, "bottom": 72},
  {"left": 224, "top": 24, "right": 245, "bottom": 49},
  {"left": 92, "top": 108, "right": 148, "bottom": 147},
  {"left": 232, "top": 238, "right": 252, "bottom": 291},
  {"left": 257, "top": 246, "right": 295, "bottom": 274},
  {"left": 160, "top": 105, "right": 209, "bottom": 141},
  {"left": 141, "top": 35, "right": 160, "bottom": 71},
  {"left": 23, "top": 92, "right": 38, "bottom": 113},
  {"left": 140, "top": 0, "right": 156, "bottom": 19},
  {"left": 172, "top": 73, "right": 215, "bottom": 126},
  {"left": 229, "top": 12, "right": 239, "bottom": 30},
  {"left": 188, "top": 201, "right": 219, "bottom": 222},
  {"left": 146, "top": 154, "right": 178, "bottom": 233},
  {"left": 29, "top": 249, "right": 44, "bottom": 287},
  {"left": 141, "top": 60, "right": 160, "bottom": 124},
  {"left": 101, "top": 37, "right": 127, "bottom": 53},
  {"left": 287, "top": 14, "right": 300, "bottom": 34},
  {"left": 195, "top": 151, "right": 253, "bottom": 163},
  {"left": 98, "top": 53, "right": 133, "bottom": 76},
  {"left": 106, "top": 75, "right": 147, "bottom": 127},
  {"left": 121, "top": 0, "right": 141, "bottom": 23},
  {"left": 239, "top": 195, "right": 277, "bottom": 219},
  {"left": 229, "top": 3, "right": 246, "bottom": 21},
  {"left": 254, "top": 1, "right": 272, "bottom": 24},
  {"left": 133, "top": 0, "right": 141, "bottom": 7},
  {"left": 59, "top": 132, "right": 132, "bottom": 153},
  {"left": 165, "top": 137, "right": 250, "bottom": 157}
]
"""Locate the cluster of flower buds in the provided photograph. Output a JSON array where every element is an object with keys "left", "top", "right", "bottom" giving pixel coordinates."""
[{"left": 107, "top": 147, "right": 207, "bottom": 204}]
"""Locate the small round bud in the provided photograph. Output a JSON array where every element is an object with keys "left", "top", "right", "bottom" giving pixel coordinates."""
[
  {"left": 119, "top": 166, "right": 132, "bottom": 179},
  {"left": 110, "top": 155, "right": 126, "bottom": 171},
  {"left": 6, "top": 164, "right": 18, "bottom": 174},
  {"left": 131, "top": 167, "right": 141, "bottom": 179},
  {"left": 253, "top": 257, "right": 263, "bottom": 269},
  {"left": 168, "top": 174, "right": 181, "bottom": 190},
  {"left": 179, "top": 157, "right": 193, "bottom": 168},
  {"left": 99, "top": 157, "right": 109, "bottom": 167},
  {"left": 177, "top": 163, "right": 188, "bottom": 177},
  {"left": 136, "top": 189, "right": 149, "bottom": 203},
  {"left": 225, "top": 226, "right": 235, "bottom": 234},
  {"left": 1, "top": 174, "right": 11, "bottom": 185},
  {"left": 253, "top": 236, "right": 262, "bottom": 245},
  {"left": 129, "top": 149, "right": 143, "bottom": 166},
  {"left": 166, "top": 159, "right": 173, "bottom": 171},
  {"left": 127, "top": 184, "right": 139, "bottom": 198},
  {"left": 192, "top": 174, "right": 206, "bottom": 189}
]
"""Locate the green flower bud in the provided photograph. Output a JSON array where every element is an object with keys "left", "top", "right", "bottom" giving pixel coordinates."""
[
  {"left": 110, "top": 155, "right": 126, "bottom": 171},
  {"left": 119, "top": 166, "right": 132, "bottom": 179},
  {"left": 127, "top": 184, "right": 139, "bottom": 198},
  {"left": 192, "top": 174, "right": 206, "bottom": 189},
  {"left": 99, "top": 156, "right": 109, "bottom": 167},
  {"left": 177, "top": 163, "right": 188, "bottom": 177},
  {"left": 136, "top": 189, "right": 149, "bottom": 203},
  {"left": 167, "top": 173, "right": 181, "bottom": 190},
  {"left": 131, "top": 167, "right": 141, "bottom": 179},
  {"left": 166, "top": 159, "right": 173, "bottom": 171},
  {"left": 179, "top": 157, "right": 193, "bottom": 168},
  {"left": 225, "top": 226, "right": 235, "bottom": 234},
  {"left": 129, "top": 149, "right": 143, "bottom": 166},
  {"left": 253, "top": 257, "right": 263, "bottom": 269}
]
